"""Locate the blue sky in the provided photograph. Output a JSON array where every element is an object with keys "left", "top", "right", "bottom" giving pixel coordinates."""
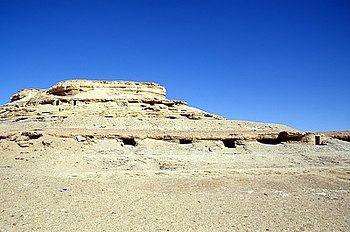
[{"left": 0, "top": 0, "right": 349, "bottom": 131}]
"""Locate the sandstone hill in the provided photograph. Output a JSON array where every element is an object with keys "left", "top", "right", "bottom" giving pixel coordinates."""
[
  {"left": 0, "top": 79, "right": 307, "bottom": 143},
  {"left": 0, "top": 80, "right": 349, "bottom": 231}
]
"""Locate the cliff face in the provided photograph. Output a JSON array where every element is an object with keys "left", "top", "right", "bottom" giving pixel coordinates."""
[
  {"left": 0, "top": 79, "right": 310, "bottom": 143},
  {"left": 46, "top": 80, "right": 167, "bottom": 99},
  {"left": 3, "top": 80, "right": 222, "bottom": 120}
]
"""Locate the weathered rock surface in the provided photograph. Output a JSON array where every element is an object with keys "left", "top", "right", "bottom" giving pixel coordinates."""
[
  {"left": 0, "top": 79, "right": 307, "bottom": 143},
  {"left": 2, "top": 80, "right": 224, "bottom": 121}
]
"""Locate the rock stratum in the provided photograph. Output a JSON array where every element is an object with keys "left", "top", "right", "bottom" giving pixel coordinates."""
[
  {"left": 4, "top": 79, "right": 222, "bottom": 120},
  {"left": 1, "top": 79, "right": 306, "bottom": 143},
  {"left": 1, "top": 80, "right": 349, "bottom": 231}
]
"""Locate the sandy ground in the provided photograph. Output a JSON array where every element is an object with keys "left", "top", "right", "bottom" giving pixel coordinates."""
[
  {"left": 2, "top": 80, "right": 349, "bottom": 231},
  {"left": 1, "top": 134, "right": 350, "bottom": 231}
]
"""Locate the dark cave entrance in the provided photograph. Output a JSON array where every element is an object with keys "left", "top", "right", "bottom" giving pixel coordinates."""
[
  {"left": 257, "top": 132, "right": 304, "bottom": 145},
  {"left": 179, "top": 139, "right": 192, "bottom": 144},
  {"left": 222, "top": 139, "right": 236, "bottom": 148},
  {"left": 122, "top": 138, "right": 136, "bottom": 146},
  {"left": 257, "top": 138, "right": 281, "bottom": 145}
]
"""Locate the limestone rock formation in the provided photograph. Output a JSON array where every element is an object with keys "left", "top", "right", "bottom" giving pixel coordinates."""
[
  {"left": 2, "top": 80, "right": 222, "bottom": 120},
  {"left": 0, "top": 79, "right": 307, "bottom": 143}
]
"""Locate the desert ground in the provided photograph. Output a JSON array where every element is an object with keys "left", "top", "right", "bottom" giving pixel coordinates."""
[
  {"left": 1, "top": 80, "right": 349, "bottom": 231},
  {"left": 1, "top": 131, "right": 350, "bottom": 231}
]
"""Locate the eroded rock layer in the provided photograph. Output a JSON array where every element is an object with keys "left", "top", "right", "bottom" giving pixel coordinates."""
[
  {"left": 0, "top": 79, "right": 308, "bottom": 143},
  {"left": 3, "top": 80, "right": 222, "bottom": 120}
]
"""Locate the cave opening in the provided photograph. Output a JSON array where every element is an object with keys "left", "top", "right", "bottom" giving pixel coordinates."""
[
  {"left": 315, "top": 135, "right": 321, "bottom": 145},
  {"left": 179, "top": 139, "right": 192, "bottom": 144},
  {"left": 257, "top": 132, "right": 304, "bottom": 145},
  {"left": 122, "top": 138, "right": 136, "bottom": 146},
  {"left": 223, "top": 139, "right": 236, "bottom": 148},
  {"left": 257, "top": 138, "right": 281, "bottom": 145},
  {"left": 335, "top": 137, "right": 350, "bottom": 142}
]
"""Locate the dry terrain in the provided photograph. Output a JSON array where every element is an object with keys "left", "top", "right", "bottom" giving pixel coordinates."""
[{"left": 1, "top": 80, "right": 349, "bottom": 231}]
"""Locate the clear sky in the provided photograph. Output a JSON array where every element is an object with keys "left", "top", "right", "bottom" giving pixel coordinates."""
[{"left": 0, "top": 0, "right": 349, "bottom": 132}]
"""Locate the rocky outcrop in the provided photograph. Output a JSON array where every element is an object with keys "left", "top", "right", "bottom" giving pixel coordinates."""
[
  {"left": 0, "top": 79, "right": 309, "bottom": 144},
  {"left": 1, "top": 80, "right": 223, "bottom": 120},
  {"left": 47, "top": 80, "right": 166, "bottom": 99},
  {"left": 314, "top": 131, "right": 350, "bottom": 143},
  {"left": 10, "top": 89, "right": 43, "bottom": 103},
  {"left": 0, "top": 131, "right": 43, "bottom": 147}
]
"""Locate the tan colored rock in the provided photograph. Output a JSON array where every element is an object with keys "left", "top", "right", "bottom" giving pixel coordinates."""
[
  {"left": 10, "top": 89, "right": 43, "bottom": 103},
  {"left": 75, "top": 135, "right": 87, "bottom": 142},
  {"left": 0, "top": 79, "right": 306, "bottom": 143},
  {"left": 2, "top": 80, "right": 222, "bottom": 121},
  {"left": 322, "top": 131, "right": 350, "bottom": 142},
  {"left": 47, "top": 80, "right": 166, "bottom": 99},
  {"left": 17, "top": 140, "right": 33, "bottom": 147},
  {"left": 21, "top": 131, "right": 43, "bottom": 139}
]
